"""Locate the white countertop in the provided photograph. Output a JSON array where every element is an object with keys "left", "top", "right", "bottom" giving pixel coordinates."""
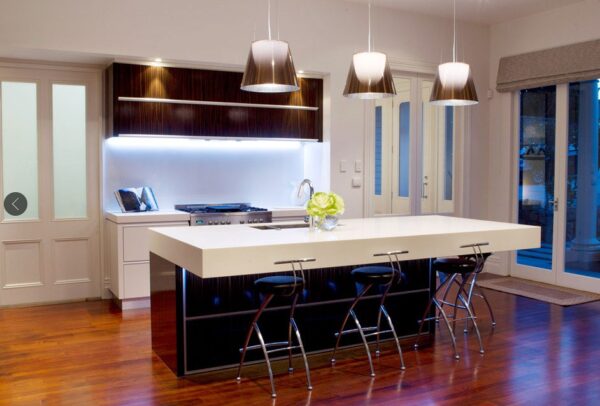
[
  {"left": 104, "top": 210, "right": 190, "bottom": 224},
  {"left": 149, "top": 215, "right": 540, "bottom": 278}
]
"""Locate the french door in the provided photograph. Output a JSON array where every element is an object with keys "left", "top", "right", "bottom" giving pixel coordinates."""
[
  {"left": 0, "top": 63, "right": 102, "bottom": 306},
  {"left": 512, "top": 79, "right": 600, "bottom": 292},
  {"left": 368, "top": 75, "right": 462, "bottom": 217}
]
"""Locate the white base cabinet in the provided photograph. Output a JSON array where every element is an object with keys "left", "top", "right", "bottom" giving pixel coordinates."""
[{"left": 104, "top": 212, "right": 189, "bottom": 309}]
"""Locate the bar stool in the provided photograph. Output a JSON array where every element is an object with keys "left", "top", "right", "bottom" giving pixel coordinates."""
[
  {"left": 414, "top": 243, "right": 490, "bottom": 359},
  {"left": 236, "top": 258, "right": 315, "bottom": 398},
  {"left": 331, "top": 250, "right": 408, "bottom": 377},
  {"left": 437, "top": 252, "right": 495, "bottom": 329}
]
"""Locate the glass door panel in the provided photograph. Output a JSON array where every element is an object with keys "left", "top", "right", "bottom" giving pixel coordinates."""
[
  {"left": 517, "top": 86, "right": 556, "bottom": 270},
  {"left": 391, "top": 78, "right": 411, "bottom": 215},
  {"left": 52, "top": 84, "right": 87, "bottom": 219},
  {"left": 1, "top": 82, "right": 38, "bottom": 220},
  {"left": 564, "top": 80, "right": 600, "bottom": 277}
]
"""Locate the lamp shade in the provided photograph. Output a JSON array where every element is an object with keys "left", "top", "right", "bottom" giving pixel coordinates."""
[
  {"left": 343, "top": 51, "right": 396, "bottom": 99},
  {"left": 240, "top": 39, "right": 299, "bottom": 93},
  {"left": 430, "top": 62, "right": 478, "bottom": 106}
]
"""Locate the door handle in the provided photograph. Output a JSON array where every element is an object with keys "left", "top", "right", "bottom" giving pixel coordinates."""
[
  {"left": 422, "top": 176, "right": 429, "bottom": 199},
  {"left": 548, "top": 198, "right": 558, "bottom": 212}
]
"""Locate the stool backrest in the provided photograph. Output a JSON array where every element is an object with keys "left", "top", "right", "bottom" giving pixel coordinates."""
[
  {"left": 459, "top": 242, "right": 490, "bottom": 274},
  {"left": 373, "top": 250, "right": 409, "bottom": 285},
  {"left": 273, "top": 258, "right": 316, "bottom": 296}
]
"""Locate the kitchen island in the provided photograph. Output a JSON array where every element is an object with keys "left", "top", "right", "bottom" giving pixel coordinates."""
[{"left": 148, "top": 215, "right": 540, "bottom": 376}]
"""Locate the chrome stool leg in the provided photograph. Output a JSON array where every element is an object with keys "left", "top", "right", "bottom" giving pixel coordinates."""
[
  {"left": 415, "top": 273, "right": 460, "bottom": 359},
  {"left": 288, "top": 294, "right": 298, "bottom": 373},
  {"left": 291, "top": 317, "right": 312, "bottom": 391},
  {"left": 475, "top": 283, "right": 496, "bottom": 326},
  {"left": 254, "top": 322, "right": 277, "bottom": 397},
  {"left": 237, "top": 293, "right": 274, "bottom": 382},
  {"left": 415, "top": 274, "right": 454, "bottom": 347},
  {"left": 455, "top": 277, "right": 484, "bottom": 354},
  {"left": 331, "top": 284, "right": 372, "bottom": 364},
  {"left": 380, "top": 304, "right": 405, "bottom": 370},
  {"left": 350, "top": 309, "right": 376, "bottom": 377}
]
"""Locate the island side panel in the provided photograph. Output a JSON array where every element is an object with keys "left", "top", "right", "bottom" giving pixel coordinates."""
[
  {"left": 150, "top": 253, "right": 185, "bottom": 376},
  {"left": 180, "top": 259, "right": 434, "bottom": 374}
]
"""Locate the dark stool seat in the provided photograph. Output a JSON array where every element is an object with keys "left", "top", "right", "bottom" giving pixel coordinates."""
[
  {"left": 254, "top": 276, "right": 304, "bottom": 294},
  {"left": 434, "top": 257, "right": 476, "bottom": 274},
  {"left": 351, "top": 266, "right": 394, "bottom": 284},
  {"left": 351, "top": 266, "right": 406, "bottom": 285}
]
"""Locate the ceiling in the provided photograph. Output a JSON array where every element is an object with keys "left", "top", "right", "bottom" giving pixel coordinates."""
[{"left": 343, "top": 0, "right": 586, "bottom": 25}]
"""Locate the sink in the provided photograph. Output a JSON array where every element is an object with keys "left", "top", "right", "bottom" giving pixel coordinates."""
[{"left": 251, "top": 223, "right": 309, "bottom": 230}]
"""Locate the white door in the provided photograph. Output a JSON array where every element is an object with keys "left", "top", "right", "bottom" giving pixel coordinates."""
[
  {"left": 0, "top": 64, "right": 101, "bottom": 306},
  {"left": 367, "top": 74, "right": 461, "bottom": 217},
  {"left": 512, "top": 79, "right": 600, "bottom": 293}
]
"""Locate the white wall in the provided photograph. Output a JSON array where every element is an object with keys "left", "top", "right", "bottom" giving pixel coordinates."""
[
  {"left": 487, "top": 0, "right": 600, "bottom": 274},
  {"left": 0, "top": 0, "right": 490, "bottom": 218}
]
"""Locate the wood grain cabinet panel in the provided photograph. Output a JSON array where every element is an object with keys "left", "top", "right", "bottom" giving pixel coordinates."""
[{"left": 106, "top": 63, "right": 323, "bottom": 141}]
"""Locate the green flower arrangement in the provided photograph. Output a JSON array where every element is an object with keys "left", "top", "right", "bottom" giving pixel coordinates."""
[{"left": 306, "top": 192, "right": 345, "bottom": 218}]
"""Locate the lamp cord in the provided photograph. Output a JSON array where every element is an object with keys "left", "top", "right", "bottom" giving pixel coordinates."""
[
  {"left": 453, "top": 0, "right": 456, "bottom": 62},
  {"left": 368, "top": 2, "right": 372, "bottom": 52},
  {"left": 267, "top": 0, "right": 272, "bottom": 40}
]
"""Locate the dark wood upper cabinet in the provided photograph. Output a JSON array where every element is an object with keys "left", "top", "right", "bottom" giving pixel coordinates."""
[{"left": 105, "top": 63, "right": 323, "bottom": 141}]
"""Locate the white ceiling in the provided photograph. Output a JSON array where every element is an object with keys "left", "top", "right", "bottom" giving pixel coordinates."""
[{"left": 343, "top": 0, "right": 586, "bottom": 25}]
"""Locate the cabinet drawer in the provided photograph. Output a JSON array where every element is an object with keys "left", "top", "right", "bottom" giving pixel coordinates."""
[
  {"left": 123, "top": 226, "right": 152, "bottom": 262},
  {"left": 123, "top": 223, "right": 186, "bottom": 262},
  {"left": 123, "top": 262, "right": 150, "bottom": 298}
]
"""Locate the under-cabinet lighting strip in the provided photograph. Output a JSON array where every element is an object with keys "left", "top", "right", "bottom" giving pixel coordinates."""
[
  {"left": 118, "top": 96, "right": 319, "bottom": 111},
  {"left": 118, "top": 134, "right": 318, "bottom": 142}
]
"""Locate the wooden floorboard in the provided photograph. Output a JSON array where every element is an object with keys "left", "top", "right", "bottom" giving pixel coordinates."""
[{"left": 1, "top": 289, "right": 600, "bottom": 405}]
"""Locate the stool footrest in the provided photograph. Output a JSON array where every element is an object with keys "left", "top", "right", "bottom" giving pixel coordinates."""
[
  {"left": 420, "top": 315, "right": 477, "bottom": 324},
  {"left": 239, "top": 341, "right": 290, "bottom": 352},
  {"left": 335, "top": 326, "right": 394, "bottom": 339},
  {"left": 334, "top": 326, "right": 378, "bottom": 336}
]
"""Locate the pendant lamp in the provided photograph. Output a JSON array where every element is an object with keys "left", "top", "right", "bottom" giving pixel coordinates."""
[
  {"left": 241, "top": 0, "right": 299, "bottom": 93},
  {"left": 343, "top": 2, "right": 395, "bottom": 99},
  {"left": 430, "top": 0, "right": 478, "bottom": 106}
]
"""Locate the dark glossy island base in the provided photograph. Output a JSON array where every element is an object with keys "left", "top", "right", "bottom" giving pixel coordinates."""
[{"left": 150, "top": 253, "right": 435, "bottom": 377}]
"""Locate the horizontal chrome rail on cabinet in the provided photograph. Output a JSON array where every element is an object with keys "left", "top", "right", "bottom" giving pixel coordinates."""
[{"left": 118, "top": 96, "right": 320, "bottom": 111}]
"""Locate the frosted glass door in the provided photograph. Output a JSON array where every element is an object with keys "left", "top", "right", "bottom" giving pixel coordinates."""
[{"left": 1, "top": 82, "right": 38, "bottom": 220}]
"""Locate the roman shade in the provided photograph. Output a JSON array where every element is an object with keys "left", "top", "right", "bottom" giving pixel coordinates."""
[{"left": 496, "top": 39, "right": 600, "bottom": 92}]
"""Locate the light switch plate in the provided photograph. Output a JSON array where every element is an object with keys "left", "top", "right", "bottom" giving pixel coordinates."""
[
  {"left": 339, "top": 160, "right": 347, "bottom": 173},
  {"left": 352, "top": 177, "right": 362, "bottom": 188},
  {"left": 354, "top": 160, "right": 363, "bottom": 173}
]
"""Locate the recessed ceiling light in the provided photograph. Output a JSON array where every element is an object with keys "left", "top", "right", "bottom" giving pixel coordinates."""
[
  {"left": 298, "top": 70, "right": 304, "bottom": 74},
  {"left": 154, "top": 58, "right": 162, "bottom": 63}
]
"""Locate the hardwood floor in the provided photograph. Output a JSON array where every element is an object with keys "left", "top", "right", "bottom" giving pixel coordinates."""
[{"left": 1, "top": 288, "right": 600, "bottom": 405}]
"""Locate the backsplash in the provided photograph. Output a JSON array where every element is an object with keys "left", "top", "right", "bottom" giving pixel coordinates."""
[{"left": 103, "top": 137, "right": 323, "bottom": 212}]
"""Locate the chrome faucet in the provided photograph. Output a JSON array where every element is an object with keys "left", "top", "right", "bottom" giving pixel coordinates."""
[
  {"left": 297, "top": 179, "right": 314, "bottom": 200},
  {"left": 298, "top": 179, "right": 315, "bottom": 228}
]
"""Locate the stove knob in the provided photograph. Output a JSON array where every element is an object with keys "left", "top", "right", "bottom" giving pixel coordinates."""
[
  {"left": 221, "top": 221, "right": 226, "bottom": 225},
  {"left": 208, "top": 221, "right": 213, "bottom": 225},
  {"left": 226, "top": 220, "right": 231, "bottom": 224},
  {"left": 259, "top": 219, "right": 264, "bottom": 223},
  {"left": 240, "top": 220, "right": 245, "bottom": 224}
]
